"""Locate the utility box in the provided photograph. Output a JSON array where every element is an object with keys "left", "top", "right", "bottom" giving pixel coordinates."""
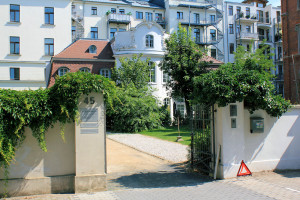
[{"left": 250, "top": 117, "right": 264, "bottom": 133}]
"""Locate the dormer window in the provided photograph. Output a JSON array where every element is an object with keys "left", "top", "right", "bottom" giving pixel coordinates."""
[
  {"left": 58, "top": 67, "right": 70, "bottom": 77},
  {"left": 146, "top": 35, "right": 154, "bottom": 48},
  {"left": 89, "top": 45, "right": 97, "bottom": 53}
]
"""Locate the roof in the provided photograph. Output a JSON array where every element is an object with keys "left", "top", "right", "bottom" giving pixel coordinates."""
[
  {"left": 53, "top": 39, "right": 114, "bottom": 60},
  {"left": 202, "top": 55, "right": 224, "bottom": 65}
]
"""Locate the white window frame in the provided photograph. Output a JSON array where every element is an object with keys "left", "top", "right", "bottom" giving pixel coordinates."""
[
  {"left": 145, "top": 35, "right": 154, "bottom": 48},
  {"left": 100, "top": 68, "right": 111, "bottom": 78},
  {"left": 58, "top": 67, "right": 70, "bottom": 77},
  {"left": 79, "top": 67, "right": 91, "bottom": 73}
]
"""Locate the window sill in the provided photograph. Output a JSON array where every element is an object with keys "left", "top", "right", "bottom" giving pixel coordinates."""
[
  {"left": 8, "top": 54, "right": 21, "bottom": 56},
  {"left": 43, "top": 55, "right": 53, "bottom": 57},
  {"left": 7, "top": 21, "right": 21, "bottom": 25},
  {"left": 42, "top": 24, "right": 55, "bottom": 27}
]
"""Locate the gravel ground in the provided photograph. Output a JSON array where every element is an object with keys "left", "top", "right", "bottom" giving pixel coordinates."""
[{"left": 107, "top": 134, "right": 189, "bottom": 163}]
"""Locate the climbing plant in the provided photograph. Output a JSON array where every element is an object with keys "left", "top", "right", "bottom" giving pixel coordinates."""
[{"left": 0, "top": 72, "right": 118, "bottom": 170}]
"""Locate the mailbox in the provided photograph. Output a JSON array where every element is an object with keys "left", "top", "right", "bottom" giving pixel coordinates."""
[{"left": 250, "top": 117, "right": 264, "bottom": 133}]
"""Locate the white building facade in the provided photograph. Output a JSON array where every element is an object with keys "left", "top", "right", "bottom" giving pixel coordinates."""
[
  {"left": 223, "top": 1, "right": 283, "bottom": 95},
  {"left": 0, "top": 0, "right": 72, "bottom": 90}
]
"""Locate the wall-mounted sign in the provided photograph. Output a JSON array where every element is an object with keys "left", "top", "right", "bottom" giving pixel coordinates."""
[
  {"left": 80, "top": 108, "right": 99, "bottom": 134},
  {"left": 250, "top": 117, "right": 264, "bottom": 133}
]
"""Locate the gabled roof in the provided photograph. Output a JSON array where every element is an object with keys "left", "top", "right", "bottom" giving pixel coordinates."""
[
  {"left": 53, "top": 39, "right": 114, "bottom": 60},
  {"left": 202, "top": 55, "right": 224, "bottom": 65}
]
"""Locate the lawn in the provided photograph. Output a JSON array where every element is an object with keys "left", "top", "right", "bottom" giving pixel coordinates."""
[{"left": 139, "top": 125, "right": 192, "bottom": 146}]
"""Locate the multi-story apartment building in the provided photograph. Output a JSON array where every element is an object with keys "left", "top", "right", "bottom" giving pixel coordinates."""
[
  {"left": 223, "top": 0, "right": 283, "bottom": 95},
  {"left": 281, "top": 0, "right": 300, "bottom": 104},
  {"left": 0, "top": 0, "right": 72, "bottom": 90}
]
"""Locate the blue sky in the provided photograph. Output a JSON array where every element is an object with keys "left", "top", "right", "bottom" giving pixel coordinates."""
[{"left": 227, "top": 0, "right": 281, "bottom": 7}]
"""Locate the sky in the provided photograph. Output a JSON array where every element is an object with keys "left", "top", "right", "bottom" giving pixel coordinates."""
[{"left": 227, "top": 0, "right": 281, "bottom": 7}]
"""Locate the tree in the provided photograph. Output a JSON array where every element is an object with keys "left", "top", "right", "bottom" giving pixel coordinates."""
[
  {"left": 113, "top": 54, "right": 154, "bottom": 89},
  {"left": 193, "top": 45, "right": 290, "bottom": 117},
  {"left": 160, "top": 24, "right": 209, "bottom": 117},
  {"left": 107, "top": 54, "right": 166, "bottom": 132}
]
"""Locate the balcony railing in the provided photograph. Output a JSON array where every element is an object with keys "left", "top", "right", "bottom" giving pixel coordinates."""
[
  {"left": 194, "top": 37, "right": 218, "bottom": 45},
  {"left": 108, "top": 13, "right": 131, "bottom": 24},
  {"left": 259, "top": 35, "right": 272, "bottom": 42},
  {"left": 179, "top": 18, "right": 217, "bottom": 26},
  {"left": 257, "top": 17, "right": 271, "bottom": 24},
  {"left": 174, "top": 0, "right": 217, "bottom": 4},
  {"left": 235, "top": 13, "right": 258, "bottom": 21},
  {"left": 237, "top": 32, "right": 259, "bottom": 40}
]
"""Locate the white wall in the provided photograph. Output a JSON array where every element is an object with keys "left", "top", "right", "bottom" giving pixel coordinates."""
[
  {"left": 216, "top": 103, "right": 300, "bottom": 179},
  {"left": 0, "top": 0, "right": 72, "bottom": 89}
]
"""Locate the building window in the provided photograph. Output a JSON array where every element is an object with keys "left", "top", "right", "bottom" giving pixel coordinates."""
[
  {"left": 163, "top": 72, "right": 170, "bottom": 83},
  {"left": 80, "top": 67, "right": 91, "bottom": 73},
  {"left": 89, "top": 45, "right": 97, "bottom": 53},
  {"left": 45, "top": 7, "right": 54, "bottom": 25},
  {"left": 177, "top": 12, "right": 183, "bottom": 19},
  {"left": 119, "top": 9, "right": 125, "bottom": 14},
  {"left": 119, "top": 28, "right": 126, "bottom": 32},
  {"left": 110, "top": 28, "right": 117, "bottom": 39},
  {"left": 100, "top": 68, "right": 111, "bottom": 78},
  {"left": 228, "top": 6, "right": 233, "bottom": 16},
  {"left": 146, "top": 35, "right": 154, "bottom": 48},
  {"left": 211, "top": 49, "right": 217, "bottom": 59},
  {"left": 149, "top": 62, "right": 156, "bottom": 83},
  {"left": 230, "top": 43, "right": 234, "bottom": 54},
  {"left": 10, "top": 68, "right": 20, "bottom": 80},
  {"left": 237, "top": 7, "right": 241, "bottom": 17},
  {"left": 246, "top": 25, "right": 251, "bottom": 33},
  {"left": 257, "top": 3, "right": 264, "bottom": 8},
  {"left": 246, "top": 7, "right": 250, "bottom": 18},
  {"left": 146, "top": 12, "right": 153, "bottom": 21},
  {"left": 247, "top": 44, "right": 250, "bottom": 51},
  {"left": 164, "top": 98, "right": 170, "bottom": 106},
  {"left": 229, "top": 24, "right": 234, "bottom": 34},
  {"left": 155, "top": 13, "right": 162, "bottom": 21},
  {"left": 277, "top": 11, "right": 281, "bottom": 23},
  {"left": 194, "top": 28, "right": 200, "bottom": 43},
  {"left": 136, "top": 11, "right": 143, "bottom": 19},
  {"left": 10, "top": 36, "right": 20, "bottom": 54},
  {"left": 111, "top": 8, "right": 116, "bottom": 13},
  {"left": 72, "top": 26, "right": 76, "bottom": 38},
  {"left": 210, "top": 29, "right": 216, "bottom": 41},
  {"left": 10, "top": 4, "right": 20, "bottom": 22},
  {"left": 177, "top": 104, "right": 185, "bottom": 116},
  {"left": 91, "top": 7, "right": 97, "bottom": 15},
  {"left": 210, "top": 15, "right": 215, "bottom": 23},
  {"left": 91, "top": 27, "right": 98, "bottom": 39},
  {"left": 44, "top": 38, "right": 54, "bottom": 56},
  {"left": 194, "top": 13, "right": 200, "bottom": 24},
  {"left": 58, "top": 67, "right": 69, "bottom": 77}
]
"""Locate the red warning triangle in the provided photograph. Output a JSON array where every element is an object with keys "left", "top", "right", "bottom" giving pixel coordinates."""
[{"left": 237, "top": 160, "right": 252, "bottom": 176}]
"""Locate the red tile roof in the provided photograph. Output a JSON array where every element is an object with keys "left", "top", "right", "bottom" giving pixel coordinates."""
[
  {"left": 53, "top": 39, "right": 114, "bottom": 60},
  {"left": 202, "top": 55, "right": 224, "bottom": 65}
]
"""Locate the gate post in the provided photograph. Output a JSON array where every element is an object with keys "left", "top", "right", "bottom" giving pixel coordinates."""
[{"left": 74, "top": 92, "right": 106, "bottom": 193}]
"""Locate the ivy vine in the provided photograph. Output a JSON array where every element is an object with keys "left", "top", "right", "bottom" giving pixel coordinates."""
[{"left": 0, "top": 72, "right": 118, "bottom": 171}]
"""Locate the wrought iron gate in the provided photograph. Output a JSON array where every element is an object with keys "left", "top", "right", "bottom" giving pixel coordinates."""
[{"left": 190, "top": 104, "right": 215, "bottom": 176}]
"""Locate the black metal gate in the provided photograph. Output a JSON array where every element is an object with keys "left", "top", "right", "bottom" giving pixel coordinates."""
[{"left": 190, "top": 104, "right": 215, "bottom": 176}]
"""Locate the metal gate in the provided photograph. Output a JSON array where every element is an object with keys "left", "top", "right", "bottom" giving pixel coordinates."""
[{"left": 190, "top": 104, "right": 215, "bottom": 176}]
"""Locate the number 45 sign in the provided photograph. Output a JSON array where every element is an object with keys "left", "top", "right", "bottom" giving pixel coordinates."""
[{"left": 84, "top": 96, "right": 95, "bottom": 105}]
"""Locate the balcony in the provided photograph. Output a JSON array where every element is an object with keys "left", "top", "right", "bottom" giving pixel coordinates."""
[
  {"left": 257, "top": 17, "right": 272, "bottom": 28},
  {"left": 107, "top": 13, "right": 131, "bottom": 24},
  {"left": 274, "top": 33, "right": 282, "bottom": 43},
  {"left": 180, "top": 19, "right": 216, "bottom": 26},
  {"left": 155, "top": 19, "right": 167, "bottom": 29},
  {"left": 237, "top": 32, "right": 259, "bottom": 41},
  {"left": 258, "top": 35, "right": 272, "bottom": 43},
  {"left": 194, "top": 37, "right": 218, "bottom": 45},
  {"left": 235, "top": 13, "right": 258, "bottom": 23}
]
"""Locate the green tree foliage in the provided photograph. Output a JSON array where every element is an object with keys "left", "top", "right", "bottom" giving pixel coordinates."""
[
  {"left": 107, "top": 54, "right": 166, "bottom": 132},
  {"left": 193, "top": 45, "right": 290, "bottom": 117},
  {"left": 160, "top": 24, "right": 210, "bottom": 116},
  {"left": 0, "top": 72, "right": 118, "bottom": 169}
]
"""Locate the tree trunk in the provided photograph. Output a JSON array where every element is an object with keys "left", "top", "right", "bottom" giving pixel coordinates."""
[{"left": 185, "top": 98, "right": 191, "bottom": 120}]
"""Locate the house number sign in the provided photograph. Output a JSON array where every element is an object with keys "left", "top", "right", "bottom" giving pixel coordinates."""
[{"left": 80, "top": 96, "right": 99, "bottom": 134}]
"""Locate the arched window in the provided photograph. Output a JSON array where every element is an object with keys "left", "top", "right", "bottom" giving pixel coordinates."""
[
  {"left": 79, "top": 67, "right": 91, "bottom": 73},
  {"left": 100, "top": 68, "right": 111, "bottom": 78},
  {"left": 58, "top": 67, "right": 70, "bottom": 77},
  {"left": 89, "top": 45, "right": 97, "bottom": 53},
  {"left": 145, "top": 35, "right": 154, "bottom": 48}
]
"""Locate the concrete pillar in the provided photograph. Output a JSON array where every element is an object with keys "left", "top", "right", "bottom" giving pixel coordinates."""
[{"left": 75, "top": 92, "right": 106, "bottom": 193}]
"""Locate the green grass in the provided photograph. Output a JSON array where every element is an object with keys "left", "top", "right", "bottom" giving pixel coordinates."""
[{"left": 139, "top": 125, "right": 192, "bottom": 146}]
